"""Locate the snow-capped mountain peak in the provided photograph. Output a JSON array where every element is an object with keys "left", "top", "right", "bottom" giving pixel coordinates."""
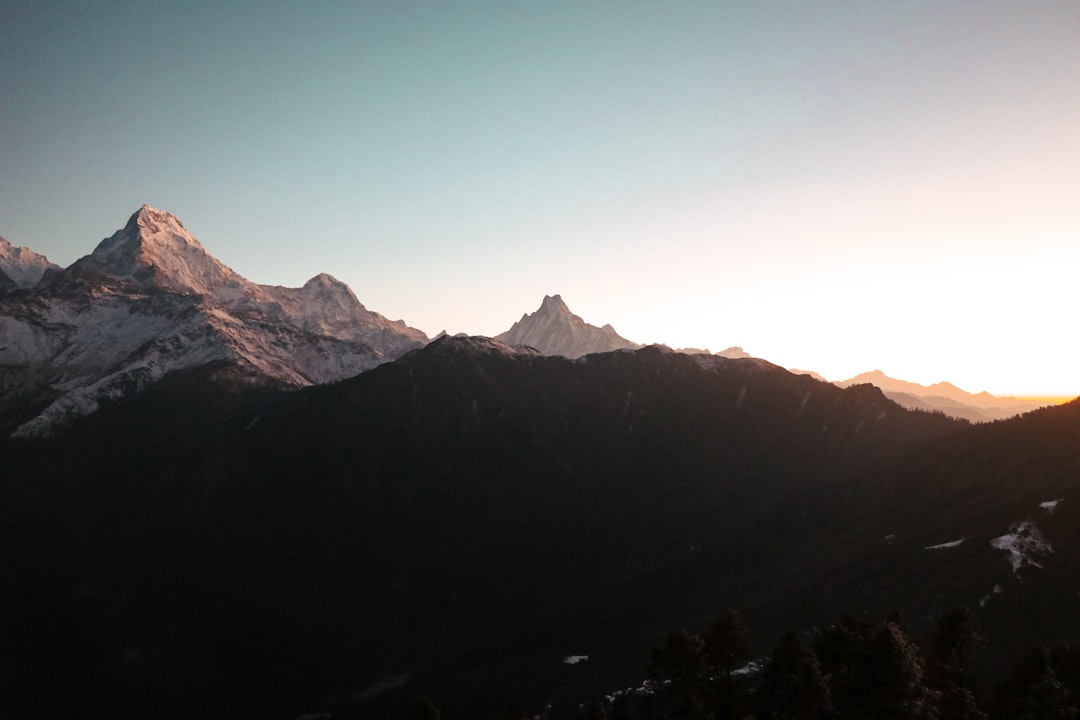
[
  {"left": 1, "top": 206, "right": 428, "bottom": 437},
  {"left": 496, "top": 294, "right": 640, "bottom": 358},
  {"left": 539, "top": 293, "right": 571, "bottom": 315},
  {"left": 71, "top": 205, "right": 246, "bottom": 300},
  {"left": 0, "top": 236, "right": 60, "bottom": 289}
]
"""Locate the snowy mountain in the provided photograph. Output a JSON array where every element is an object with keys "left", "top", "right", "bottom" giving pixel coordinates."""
[
  {"left": 0, "top": 205, "right": 427, "bottom": 437},
  {"left": 837, "top": 369, "right": 1046, "bottom": 422},
  {"left": 0, "top": 236, "right": 60, "bottom": 289},
  {"left": 495, "top": 294, "right": 641, "bottom": 358}
]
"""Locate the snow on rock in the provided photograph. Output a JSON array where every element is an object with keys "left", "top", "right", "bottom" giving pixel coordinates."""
[
  {"left": 346, "top": 673, "right": 409, "bottom": 701},
  {"left": 496, "top": 294, "right": 640, "bottom": 358},
  {"left": 733, "top": 661, "right": 762, "bottom": 676},
  {"left": 979, "top": 584, "right": 1004, "bottom": 607},
  {"left": 70, "top": 205, "right": 249, "bottom": 301},
  {"left": 606, "top": 680, "right": 660, "bottom": 703},
  {"left": 563, "top": 655, "right": 589, "bottom": 665},
  {"left": 990, "top": 522, "right": 1052, "bottom": 573},
  {"left": 0, "top": 236, "right": 60, "bottom": 288},
  {"left": 924, "top": 538, "right": 965, "bottom": 550},
  {"left": 1040, "top": 499, "right": 1063, "bottom": 512}
]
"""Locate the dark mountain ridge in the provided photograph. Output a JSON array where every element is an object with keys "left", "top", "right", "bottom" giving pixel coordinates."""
[{"left": 5, "top": 336, "right": 1037, "bottom": 719}]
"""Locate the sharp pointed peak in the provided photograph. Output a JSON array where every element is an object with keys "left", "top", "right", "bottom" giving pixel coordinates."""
[
  {"left": 124, "top": 204, "right": 194, "bottom": 239},
  {"left": 64, "top": 205, "right": 237, "bottom": 296},
  {"left": 539, "top": 294, "right": 570, "bottom": 313}
]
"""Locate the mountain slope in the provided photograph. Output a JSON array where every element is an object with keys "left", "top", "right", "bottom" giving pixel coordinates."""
[
  {"left": 0, "top": 338, "right": 969, "bottom": 718},
  {"left": 6, "top": 339, "right": 1080, "bottom": 717},
  {"left": 496, "top": 294, "right": 640, "bottom": 358},
  {"left": 0, "top": 205, "right": 427, "bottom": 436}
]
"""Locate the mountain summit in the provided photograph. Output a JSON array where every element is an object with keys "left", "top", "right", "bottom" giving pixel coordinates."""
[
  {"left": 495, "top": 294, "right": 640, "bottom": 358},
  {"left": 0, "top": 236, "right": 60, "bottom": 289},
  {"left": 0, "top": 206, "right": 427, "bottom": 436},
  {"left": 68, "top": 205, "right": 246, "bottom": 299}
]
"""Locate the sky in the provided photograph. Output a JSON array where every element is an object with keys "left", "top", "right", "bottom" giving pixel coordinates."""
[{"left": 2, "top": 1, "right": 1078, "bottom": 398}]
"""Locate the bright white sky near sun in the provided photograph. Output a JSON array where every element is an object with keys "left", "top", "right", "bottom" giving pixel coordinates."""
[{"left": 2, "top": 1, "right": 1078, "bottom": 397}]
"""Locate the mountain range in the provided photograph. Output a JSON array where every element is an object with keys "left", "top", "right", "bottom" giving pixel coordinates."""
[
  {"left": 3, "top": 206, "right": 1079, "bottom": 718},
  {"left": 1, "top": 206, "right": 1048, "bottom": 437},
  {"left": 2, "top": 331, "right": 1079, "bottom": 719},
  {"left": 0, "top": 206, "right": 427, "bottom": 437},
  {"left": 836, "top": 370, "right": 1046, "bottom": 422}
]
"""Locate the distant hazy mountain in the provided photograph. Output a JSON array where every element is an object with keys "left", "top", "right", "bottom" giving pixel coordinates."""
[
  {"left": 676, "top": 345, "right": 752, "bottom": 359},
  {"left": 496, "top": 294, "right": 641, "bottom": 358},
  {"left": 837, "top": 369, "right": 1047, "bottom": 422},
  {"left": 0, "top": 205, "right": 427, "bottom": 436},
  {"left": 0, "top": 236, "right": 60, "bottom": 289}
]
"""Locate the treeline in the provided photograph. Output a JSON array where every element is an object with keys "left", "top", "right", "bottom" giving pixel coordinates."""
[{"left": 404, "top": 609, "right": 1080, "bottom": 720}]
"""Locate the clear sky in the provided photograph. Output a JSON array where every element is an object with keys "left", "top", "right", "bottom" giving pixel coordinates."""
[{"left": 2, "top": 1, "right": 1078, "bottom": 397}]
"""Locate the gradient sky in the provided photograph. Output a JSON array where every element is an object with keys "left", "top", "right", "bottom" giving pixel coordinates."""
[{"left": 2, "top": 1, "right": 1078, "bottom": 397}]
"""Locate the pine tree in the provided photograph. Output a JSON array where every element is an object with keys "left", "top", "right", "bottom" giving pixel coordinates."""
[
  {"left": 927, "top": 608, "right": 987, "bottom": 720},
  {"left": 703, "top": 610, "right": 753, "bottom": 720},
  {"left": 992, "top": 645, "right": 1077, "bottom": 719},
  {"left": 930, "top": 607, "right": 985, "bottom": 688},
  {"left": 853, "top": 621, "right": 938, "bottom": 720},
  {"left": 650, "top": 630, "right": 708, "bottom": 718},
  {"left": 757, "top": 632, "right": 831, "bottom": 720},
  {"left": 406, "top": 698, "right": 442, "bottom": 720},
  {"left": 813, "top": 614, "right": 874, "bottom": 716},
  {"left": 704, "top": 610, "right": 752, "bottom": 681}
]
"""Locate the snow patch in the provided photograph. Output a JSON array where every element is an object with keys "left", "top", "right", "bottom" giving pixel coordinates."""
[
  {"left": 924, "top": 538, "right": 965, "bottom": 550},
  {"left": 563, "top": 655, "right": 589, "bottom": 665},
  {"left": 979, "top": 583, "right": 1004, "bottom": 607},
  {"left": 1040, "top": 499, "right": 1063, "bottom": 512},
  {"left": 606, "top": 679, "right": 661, "bottom": 702},
  {"left": 345, "top": 673, "right": 409, "bottom": 701},
  {"left": 990, "top": 522, "right": 1052, "bottom": 572},
  {"left": 733, "top": 661, "right": 762, "bottom": 676}
]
